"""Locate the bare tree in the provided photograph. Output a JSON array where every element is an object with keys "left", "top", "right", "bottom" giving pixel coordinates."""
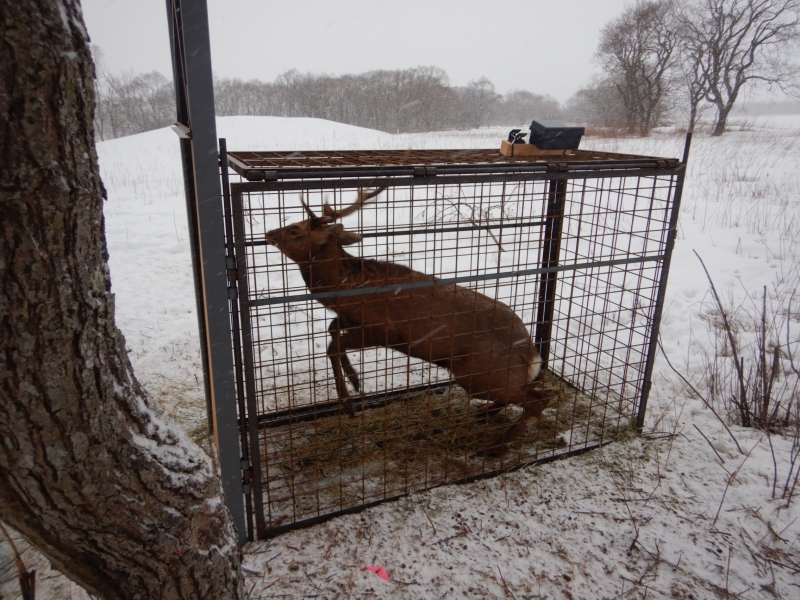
[
  {"left": 398, "top": 66, "right": 456, "bottom": 131},
  {"left": 676, "top": 21, "right": 712, "bottom": 131},
  {"left": 0, "top": 1, "right": 244, "bottom": 598},
  {"left": 458, "top": 77, "right": 501, "bottom": 128},
  {"left": 107, "top": 63, "right": 562, "bottom": 137},
  {"left": 105, "top": 71, "right": 175, "bottom": 137},
  {"left": 565, "top": 77, "right": 630, "bottom": 129},
  {"left": 91, "top": 59, "right": 175, "bottom": 139},
  {"left": 597, "top": 0, "right": 680, "bottom": 134},
  {"left": 685, "top": 0, "right": 800, "bottom": 135},
  {"left": 497, "top": 90, "right": 562, "bottom": 125}
]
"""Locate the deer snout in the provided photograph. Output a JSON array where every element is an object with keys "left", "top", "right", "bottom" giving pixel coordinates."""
[{"left": 265, "top": 228, "right": 280, "bottom": 246}]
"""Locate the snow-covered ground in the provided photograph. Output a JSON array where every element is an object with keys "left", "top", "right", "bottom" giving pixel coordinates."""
[{"left": 3, "top": 116, "right": 800, "bottom": 599}]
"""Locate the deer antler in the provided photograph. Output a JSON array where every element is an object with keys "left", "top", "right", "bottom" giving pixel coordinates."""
[
  {"left": 299, "top": 192, "right": 319, "bottom": 219},
  {"left": 323, "top": 186, "right": 387, "bottom": 221}
]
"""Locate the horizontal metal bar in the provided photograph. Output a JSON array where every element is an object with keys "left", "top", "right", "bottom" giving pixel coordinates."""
[
  {"left": 228, "top": 150, "right": 683, "bottom": 180},
  {"left": 259, "top": 492, "right": 410, "bottom": 538},
  {"left": 242, "top": 218, "right": 548, "bottom": 248},
  {"left": 248, "top": 340, "right": 582, "bottom": 430},
  {"left": 246, "top": 254, "right": 666, "bottom": 307},
  {"left": 231, "top": 166, "right": 682, "bottom": 194},
  {"left": 235, "top": 159, "right": 676, "bottom": 181},
  {"left": 246, "top": 382, "right": 452, "bottom": 430},
  {"left": 227, "top": 147, "right": 677, "bottom": 168},
  {"left": 226, "top": 153, "right": 253, "bottom": 173}
]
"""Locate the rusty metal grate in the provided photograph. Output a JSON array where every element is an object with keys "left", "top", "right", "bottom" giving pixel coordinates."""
[
  {"left": 221, "top": 144, "right": 685, "bottom": 540},
  {"left": 227, "top": 148, "right": 679, "bottom": 182}
]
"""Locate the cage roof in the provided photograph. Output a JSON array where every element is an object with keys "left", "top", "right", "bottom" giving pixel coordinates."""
[{"left": 226, "top": 148, "right": 681, "bottom": 182}]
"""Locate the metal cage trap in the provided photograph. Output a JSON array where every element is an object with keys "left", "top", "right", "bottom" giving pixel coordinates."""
[{"left": 220, "top": 143, "right": 687, "bottom": 539}]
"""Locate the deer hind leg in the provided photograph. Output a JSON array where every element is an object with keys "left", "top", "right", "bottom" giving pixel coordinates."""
[
  {"left": 327, "top": 318, "right": 362, "bottom": 417},
  {"left": 476, "top": 400, "right": 505, "bottom": 423},
  {"left": 479, "top": 384, "right": 549, "bottom": 457}
]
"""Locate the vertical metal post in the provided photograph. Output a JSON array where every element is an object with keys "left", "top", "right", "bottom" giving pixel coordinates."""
[
  {"left": 166, "top": 0, "right": 247, "bottom": 545},
  {"left": 534, "top": 178, "right": 567, "bottom": 369},
  {"left": 230, "top": 189, "right": 267, "bottom": 538},
  {"left": 636, "top": 132, "right": 692, "bottom": 430},
  {"left": 166, "top": 0, "right": 212, "bottom": 436},
  {"left": 219, "top": 139, "right": 254, "bottom": 542}
]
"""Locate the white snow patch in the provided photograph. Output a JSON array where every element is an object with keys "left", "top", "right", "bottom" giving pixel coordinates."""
[
  {"left": 6, "top": 116, "right": 799, "bottom": 599},
  {"left": 101, "top": 116, "right": 800, "bottom": 598}
]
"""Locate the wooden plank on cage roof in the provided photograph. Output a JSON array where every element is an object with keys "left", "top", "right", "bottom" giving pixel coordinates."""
[{"left": 499, "top": 140, "right": 574, "bottom": 157}]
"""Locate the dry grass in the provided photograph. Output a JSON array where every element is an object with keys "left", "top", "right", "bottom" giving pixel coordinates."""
[{"left": 258, "top": 371, "right": 633, "bottom": 528}]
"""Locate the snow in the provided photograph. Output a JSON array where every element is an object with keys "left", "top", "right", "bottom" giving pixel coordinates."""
[
  {"left": 3, "top": 116, "right": 800, "bottom": 599},
  {"left": 239, "top": 432, "right": 799, "bottom": 599}
]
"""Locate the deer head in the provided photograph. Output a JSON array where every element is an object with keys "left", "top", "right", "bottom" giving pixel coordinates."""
[{"left": 265, "top": 187, "right": 386, "bottom": 263}]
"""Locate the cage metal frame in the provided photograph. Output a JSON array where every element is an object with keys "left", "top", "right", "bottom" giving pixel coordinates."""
[{"left": 221, "top": 141, "right": 689, "bottom": 541}]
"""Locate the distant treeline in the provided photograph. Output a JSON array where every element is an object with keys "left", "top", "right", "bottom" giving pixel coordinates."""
[
  {"left": 92, "top": 0, "right": 800, "bottom": 141},
  {"left": 92, "top": 64, "right": 561, "bottom": 141}
]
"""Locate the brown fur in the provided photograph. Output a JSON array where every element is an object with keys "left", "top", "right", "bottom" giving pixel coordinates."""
[{"left": 266, "top": 193, "right": 548, "bottom": 455}]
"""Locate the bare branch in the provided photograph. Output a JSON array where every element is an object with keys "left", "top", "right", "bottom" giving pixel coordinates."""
[{"left": 683, "top": 0, "right": 800, "bottom": 135}]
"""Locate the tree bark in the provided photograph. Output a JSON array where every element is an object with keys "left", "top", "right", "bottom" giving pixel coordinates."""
[
  {"left": 712, "top": 102, "right": 733, "bottom": 136},
  {"left": 688, "top": 101, "right": 699, "bottom": 132},
  {"left": 0, "top": 1, "right": 244, "bottom": 599}
]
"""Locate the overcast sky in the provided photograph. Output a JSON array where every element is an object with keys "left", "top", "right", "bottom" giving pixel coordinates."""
[{"left": 81, "top": 0, "right": 640, "bottom": 102}]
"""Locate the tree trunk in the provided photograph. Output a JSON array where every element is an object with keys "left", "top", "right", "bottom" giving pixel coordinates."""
[
  {"left": 688, "top": 101, "right": 698, "bottom": 133},
  {"left": 0, "top": 2, "right": 244, "bottom": 599},
  {"left": 712, "top": 103, "right": 732, "bottom": 136}
]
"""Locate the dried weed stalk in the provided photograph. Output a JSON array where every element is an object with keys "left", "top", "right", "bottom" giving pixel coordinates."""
[
  {"left": 664, "top": 252, "right": 800, "bottom": 505},
  {"left": 0, "top": 520, "right": 35, "bottom": 600}
]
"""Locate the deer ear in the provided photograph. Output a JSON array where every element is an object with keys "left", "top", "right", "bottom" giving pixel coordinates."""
[
  {"left": 338, "top": 231, "right": 363, "bottom": 245},
  {"left": 326, "top": 223, "right": 344, "bottom": 233},
  {"left": 330, "top": 224, "right": 363, "bottom": 245}
]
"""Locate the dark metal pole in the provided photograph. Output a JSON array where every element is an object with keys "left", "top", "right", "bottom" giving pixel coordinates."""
[
  {"left": 166, "top": 0, "right": 212, "bottom": 435},
  {"left": 230, "top": 189, "right": 267, "bottom": 538},
  {"left": 636, "top": 132, "right": 693, "bottom": 430},
  {"left": 534, "top": 179, "right": 567, "bottom": 369},
  {"left": 165, "top": 0, "right": 247, "bottom": 545},
  {"left": 219, "top": 139, "right": 254, "bottom": 542}
]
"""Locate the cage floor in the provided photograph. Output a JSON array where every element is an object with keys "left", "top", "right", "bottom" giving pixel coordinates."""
[{"left": 256, "top": 371, "right": 633, "bottom": 532}]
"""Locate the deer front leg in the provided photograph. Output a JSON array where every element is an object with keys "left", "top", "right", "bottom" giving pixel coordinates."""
[
  {"left": 328, "top": 317, "right": 361, "bottom": 391},
  {"left": 327, "top": 318, "right": 361, "bottom": 417},
  {"left": 339, "top": 353, "right": 360, "bottom": 392},
  {"left": 479, "top": 385, "right": 548, "bottom": 456}
]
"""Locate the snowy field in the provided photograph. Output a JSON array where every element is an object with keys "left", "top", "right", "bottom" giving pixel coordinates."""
[{"left": 3, "top": 115, "right": 800, "bottom": 598}]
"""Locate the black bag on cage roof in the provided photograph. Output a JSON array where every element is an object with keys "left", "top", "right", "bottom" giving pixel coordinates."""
[{"left": 528, "top": 119, "right": 585, "bottom": 151}]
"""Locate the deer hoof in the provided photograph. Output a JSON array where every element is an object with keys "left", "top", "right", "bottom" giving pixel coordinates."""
[
  {"left": 339, "top": 398, "right": 356, "bottom": 418},
  {"left": 475, "top": 402, "right": 504, "bottom": 424}
]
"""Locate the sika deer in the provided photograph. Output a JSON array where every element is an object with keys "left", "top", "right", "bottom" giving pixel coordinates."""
[{"left": 265, "top": 188, "right": 548, "bottom": 455}]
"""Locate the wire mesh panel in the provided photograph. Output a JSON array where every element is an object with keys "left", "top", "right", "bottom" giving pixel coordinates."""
[{"left": 224, "top": 149, "right": 683, "bottom": 538}]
